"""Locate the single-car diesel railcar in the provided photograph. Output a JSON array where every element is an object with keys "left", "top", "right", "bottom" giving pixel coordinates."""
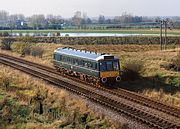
[{"left": 53, "top": 47, "right": 121, "bottom": 85}]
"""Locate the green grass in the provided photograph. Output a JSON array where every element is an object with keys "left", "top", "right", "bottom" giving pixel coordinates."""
[{"left": 0, "top": 29, "right": 180, "bottom": 35}]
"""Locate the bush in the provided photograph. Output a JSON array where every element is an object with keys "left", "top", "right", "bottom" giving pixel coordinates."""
[
  {"left": 0, "top": 38, "right": 15, "bottom": 50},
  {"left": 0, "top": 32, "right": 9, "bottom": 37},
  {"left": 31, "top": 46, "right": 44, "bottom": 58},
  {"left": 0, "top": 74, "right": 12, "bottom": 90},
  {"left": 122, "top": 60, "right": 144, "bottom": 81},
  {"left": 169, "top": 77, "right": 180, "bottom": 87},
  {"left": 173, "top": 51, "right": 180, "bottom": 71},
  {"left": 19, "top": 36, "right": 33, "bottom": 43},
  {"left": 13, "top": 42, "right": 44, "bottom": 57},
  {"left": 12, "top": 42, "right": 32, "bottom": 56}
]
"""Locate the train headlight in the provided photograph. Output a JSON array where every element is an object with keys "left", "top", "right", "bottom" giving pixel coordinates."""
[
  {"left": 101, "top": 78, "right": 107, "bottom": 83},
  {"left": 116, "top": 76, "right": 121, "bottom": 82}
]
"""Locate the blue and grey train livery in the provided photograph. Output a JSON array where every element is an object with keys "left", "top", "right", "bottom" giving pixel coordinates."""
[{"left": 53, "top": 47, "right": 121, "bottom": 84}]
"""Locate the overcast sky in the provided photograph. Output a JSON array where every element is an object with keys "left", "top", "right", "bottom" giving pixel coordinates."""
[{"left": 1, "top": 0, "right": 180, "bottom": 17}]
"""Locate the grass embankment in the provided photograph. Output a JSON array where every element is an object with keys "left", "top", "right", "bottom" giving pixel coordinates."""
[
  {"left": 1, "top": 43, "right": 180, "bottom": 107},
  {"left": 0, "top": 65, "right": 118, "bottom": 129},
  {"left": 0, "top": 28, "right": 180, "bottom": 35}
]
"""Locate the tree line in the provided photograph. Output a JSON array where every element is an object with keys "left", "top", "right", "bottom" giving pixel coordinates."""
[{"left": 0, "top": 10, "right": 180, "bottom": 30}]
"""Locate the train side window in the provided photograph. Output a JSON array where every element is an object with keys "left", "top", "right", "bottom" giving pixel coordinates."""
[
  {"left": 82, "top": 60, "right": 85, "bottom": 66},
  {"left": 67, "top": 57, "right": 70, "bottom": 62},
  {"left": 61, "top": 56, "right": 64, "bottom": 62},
  {"left": 78, "top": 59, "right": 83, "bottom": 66},
  {"left": 84, "top": 61, "right": 88, "bottom": 68},
  {"left": 55, "top": 54, "right": 60, "bottom": 61},
  {"left": 75, "top": 59, "right": 78, "bottom": 65},
  {"left": 88, "top": 62, "right": 93, "bottom": 69},
  {"left": 95, "top": 63, "right": 97, "bottom": 70},
  {"left": 91, "top": 62, "right": 96, "bottom": 70},
  {"left": 59, "top": 55, "right": 62, "bottom": 60},
  {"left": 70, "top": 58, "right": 73, "bottom": 64}
]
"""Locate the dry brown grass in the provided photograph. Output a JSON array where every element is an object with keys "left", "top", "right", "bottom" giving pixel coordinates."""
[
  {"left": 1, "top": 43, "right": 180, "bottom": 108},
  {"left": 0, "top": 65, "right": 117, "bottom": 128},
  {"left": 143, "top": 89, "right": 180, "bottom": 107}
]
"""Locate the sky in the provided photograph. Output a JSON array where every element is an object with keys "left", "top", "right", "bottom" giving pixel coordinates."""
[{"left": 0, "top": 0, "right": 180, "bottom": 17}]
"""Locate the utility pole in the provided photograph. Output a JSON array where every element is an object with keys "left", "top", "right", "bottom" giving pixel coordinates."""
[
  {"left": 164, "top": 20, "right": 168, "bottom": 50},
  {"left": 160, "top": 21, "right": 163, "bottom": 50},
  {"left": 157, "top": 19, "right": 172, "bottom": 50}
]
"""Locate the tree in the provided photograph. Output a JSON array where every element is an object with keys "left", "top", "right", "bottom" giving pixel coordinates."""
[
  {"left": 98, "top": 15, "right": 105, "bottom": 24},
  {"left": 72, "top": 11, "right": 82, "bottom": 28},
  {"left": 28, "top": 14, "right": 46, "bottom": 29},
  {"left": 121, "top": 12, "right": 133, "bottom": 23},
  {"left": 86, "top": 18, "right": 92, "bottom": 24},
  {"left": 46, "top": 14, "right": 64, "bottom": 29},
  {"left": 8, "top": 14, "right": 26, "bottom": 29},
  {"left": 0, "top": 10, "right": 9, "bottom": 27}
]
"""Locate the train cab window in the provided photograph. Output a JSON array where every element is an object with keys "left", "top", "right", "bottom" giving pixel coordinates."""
[
  {"left": 113, "top": 61, "right": 119, "bottom": 70},
  {"left": 100, "top": 62, "right": 107, "bottom": 71},
  {"left": 107, "top": 61, "right": 113, "bottom": 71},
  {"left": 54, "top": 54, "right": 61, "bottom": 61}
]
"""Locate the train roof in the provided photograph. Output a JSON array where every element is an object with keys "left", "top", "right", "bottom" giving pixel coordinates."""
[{"left": 54, "top": 47, "right": 119, "bottom": 61}]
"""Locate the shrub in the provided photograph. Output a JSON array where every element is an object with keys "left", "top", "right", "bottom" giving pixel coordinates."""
[
  {"left": 31, "top": 46, "right": 44, "bottom": 58},
  {"left": 0, "top": 38, "right": 14, "bottom": 50},
  {"left": 19, "top": 36, "right": 33, "bottom": 43},
  {"left": 12, "top": 42, "right": 32, "bottom": 56},
  {"left": 2, "top": 32, "right": 9, "bottom": 37},
  {"left": 0, "top": 74, "right": 12, "bottom": 90},
  {"left": 12, "top": 42, "right": 44, "bottom": 57},
  {"left": 169, "top": 77, "right": 180, "bottom": 87},
  {"left": 173, "top": 51, "right": 180, "bottom": 71},
  {"left": 122, "top": 60, "right": 144, "bottom": 81}
]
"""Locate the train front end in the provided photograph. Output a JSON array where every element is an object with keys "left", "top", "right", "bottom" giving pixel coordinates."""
[{"left": 98, "top": 55, "right": 121, "bottom": 84}]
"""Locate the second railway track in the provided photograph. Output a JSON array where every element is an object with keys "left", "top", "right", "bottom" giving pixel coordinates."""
[{"left": 0, "top": 53, "right": 180, "bottom": 128}]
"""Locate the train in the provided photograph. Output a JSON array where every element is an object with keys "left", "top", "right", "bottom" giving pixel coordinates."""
[{"left": 53, "top": 47, "right": 121, "bottom": 85}]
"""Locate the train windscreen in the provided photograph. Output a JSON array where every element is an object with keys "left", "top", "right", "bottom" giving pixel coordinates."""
[{"left": 100, "top": 60, "right": 119, "bottom": 71}]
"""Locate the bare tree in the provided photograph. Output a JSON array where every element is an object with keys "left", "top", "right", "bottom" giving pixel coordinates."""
[
  {"left": 0, "top": 10, "right": 9, "bottom": 27},
  {"left": 72, "top": 11, "right": 82, "bottom": 28},
  {"left": 29, "top": 14, "right": 46, "bottom": 29},
  {"left": 98, "top": 15, "right": 105, "bottom": 24}
]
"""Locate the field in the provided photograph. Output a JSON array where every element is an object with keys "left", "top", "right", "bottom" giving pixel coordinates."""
[
  {"left": 1, "top": 28, "right": 180, "bottom": 35},
  {"left": 0, "top": 40, "right": 180, "bottom": 128}
]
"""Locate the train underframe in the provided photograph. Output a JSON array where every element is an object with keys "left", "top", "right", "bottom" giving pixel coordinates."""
[
  {"left": 54, "top": 65, "right": 119, "bottom": 86},
  {"left": 55, "top": 66, "right": 100, "bottom": 85}
]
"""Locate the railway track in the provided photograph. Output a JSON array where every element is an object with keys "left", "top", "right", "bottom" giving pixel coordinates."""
[
  {"left": 0, "top": 53, "right": 180, "bottom": 128},
  {"left": 0, "top": 53, "right": 180, "bottom": 118}
]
